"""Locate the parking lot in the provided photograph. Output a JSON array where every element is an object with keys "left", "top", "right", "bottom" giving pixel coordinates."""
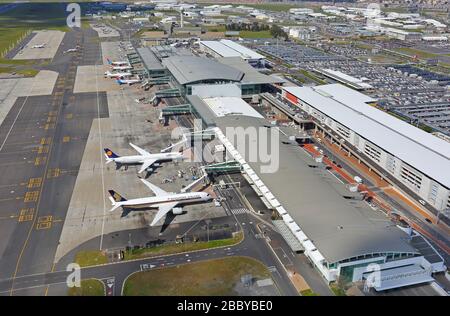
[{"left": 261, "top": 41, "right": 450, "bottom": 134}]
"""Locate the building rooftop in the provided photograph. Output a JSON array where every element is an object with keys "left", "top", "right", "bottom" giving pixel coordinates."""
[
  {"left": 203, "top": 97, "right": 263, "bottom": 119},
  {"left": 217, "top": 57, "right": 284, "bottom": 85},
  {"left": 220, "top": 39, "right": 265, "bottom": 60},
  {"left": 284, "top": 84, "right": 450, "bottom": 189},
  {"left": 162, "top": 55, "right": 244, "bottom": 85},
  {"left": 136, "top": 47, "right": 164, "bottom": 71},
  {"left": 214, "top": 114, "right": 418, "bottom": 264},
  {"left": 200, "top": 40, "right": 242, "bottom": 58}
]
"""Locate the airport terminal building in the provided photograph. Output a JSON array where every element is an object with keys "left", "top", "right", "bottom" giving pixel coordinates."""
[
  {"left": 161, "top": 55, "right": 281, "bottom": 97},
  {"left": 188, "top": 95, "right": 445, "bottom": 291},
  {"left": 282, "top": 84, "right": 450, "bottom": 214}
]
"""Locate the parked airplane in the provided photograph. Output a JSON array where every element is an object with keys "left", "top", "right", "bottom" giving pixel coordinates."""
[
  {"left": 104, "top": 71, "right": 132, "bottom": 78},
  {"left": 106, "top": 58, "right": 129, "bottom": 66},
  {"left": 63, "top": 48, "right": 78, "bottom": 54},
  {"left": 116, "top": 78, "right": 141, "bottom": 85},
  {"left": 31, "top": 44, "right": 46, "bottom": 48},
  {"left": 108, "top": 178, "right": 212, "bottom": 226},
  {"left": 104, "top": 143, "right": 184, "bottom": 173},
  {"left": 112, "top": 65, "right": 132, "bottom": 71}
]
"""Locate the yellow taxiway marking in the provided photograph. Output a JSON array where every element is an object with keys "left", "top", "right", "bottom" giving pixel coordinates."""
[
  {"left": 40, "top": 137, "right": 52, "bottom": 145},
  {"left": 34, "top": 156, "right": 47, "bottom": 166},
  {"left": 47, "top": 116, "right": 56, "bottom": 123},
  {"left": 65, "top": 113, "right": 73, "bottom": 119},
  {"left": 47, "top": 168, "right": 60, "bottom": 179},
  {"left": 62, "top": 136, "right": 70, "bottom": 143},
  {"left": 37, "top": 145, "right": 49, "bottom": 154},
  {"left": 36, "top": 215, "right": 53, "bottom": 230},
  {"left": 18, "top": 208, "right": 34, "bottom": 222},
  {"left": 44, "top": 123, "right": 55, "bottom": 130},
  {"left": 24, "top": 191, "right": 39, "bottom": 203},
  {"left": 27, "top": 177, "right": 42, "bottom": 189}
]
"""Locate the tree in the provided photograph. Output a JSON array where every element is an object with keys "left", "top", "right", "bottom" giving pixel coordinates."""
[{"left": 270, "top": 24, "right": 288, "bottom": 40}]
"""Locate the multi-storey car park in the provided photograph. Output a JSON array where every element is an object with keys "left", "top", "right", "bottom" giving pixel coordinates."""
[{"left": 281, "top": 84, "right": 450, "bottom": 215}]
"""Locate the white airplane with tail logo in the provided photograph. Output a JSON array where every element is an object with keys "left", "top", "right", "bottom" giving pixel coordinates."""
[
  {"left": 104, "top": 143, "right": 184, "bottom": 173},
  {"left": 104, "top": 71, "right": 132, "bottom": 78},
  {"left": 106, "top": 58, "right": 129, "bottom": 66},
  {"left": 108, "top": 179, "right": 212, "bottom": 226},
  {"left": 116, "top": 78, "right": 141, "bottom": 85}
]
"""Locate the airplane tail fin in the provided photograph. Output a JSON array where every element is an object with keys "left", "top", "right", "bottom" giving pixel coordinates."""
[
  {"left": 107, "top": 58, "right": 112, "bottom": 65},
  {"left": 116, "top": 79, "right": 123, "bottom": 85},
  {"left": 108, "top": 190, "right": 127, "bottom": 203},
  {"left": 104, "top": 148, "right": 119, "bottom": 159}
]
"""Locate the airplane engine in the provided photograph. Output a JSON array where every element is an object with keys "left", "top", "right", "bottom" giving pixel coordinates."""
[{"left": 172, "top": 207, "right": 183, "bottom": 215}]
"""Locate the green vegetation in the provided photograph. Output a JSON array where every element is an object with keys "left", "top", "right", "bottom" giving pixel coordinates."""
[
  {"left": 74, "top": 250, "right": 108, "bottom": 267},
  {"left": 270, "top": 24, "right": 288, "bottom": 40},
  {"left": 330, "top": 284, "right": 346, "bottom": 296},
  {"left": 394, "top": 47, "right": 438, "bottom": 59},
  {"left": 300, "top": 289, "right": 319, "bottom": 296},
  {"left": 206, "top": 25, "right": 226, "bottom": 33},
  {"left": 123, "top": 256, "right": 271, "bottom": 296},
  {"left": 298, "top": 69, "right": 326, "bottom": 84},
  {"left": 124, "top": 232, "right": 243, "bottom": 260},
  {"left": 239, "top": 30, "right": 272, "bottom": 39},
  {"left": 0, "top": 3, "right": 71, "bottom": 74},
  {"left": 67, "top": 279, "right": 105, "bottom": 296}
]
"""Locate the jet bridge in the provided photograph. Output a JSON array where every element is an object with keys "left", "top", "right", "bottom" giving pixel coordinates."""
[{"left": 155, "top": 88, "right": 181, "bottom": 98}]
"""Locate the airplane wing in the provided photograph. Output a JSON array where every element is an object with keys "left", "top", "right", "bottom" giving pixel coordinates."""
[
  {"left": 129, "top": 142, "right": 151, "bottom": 156},
  {"left": 150, "top": 202, "right": 178, "bottom": 226},
  {"left": 140, "top": 178, "right": 170, "bottom": 196},
  {"left": 138, "top": 159, "right": 156, "bottom": 174}
]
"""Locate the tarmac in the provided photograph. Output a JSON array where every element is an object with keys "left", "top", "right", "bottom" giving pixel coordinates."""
[
  {"left": 91, "top": 23, "right": 120, "bottom": 38},
  {"left": 54, "top": 85, "right": 226, "bottom": 263},
  {"left": 13, "top": 30, "right": 65, "bottom": 60}
]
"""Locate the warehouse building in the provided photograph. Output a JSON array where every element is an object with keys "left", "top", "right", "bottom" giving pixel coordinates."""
[{"left": 282, "top": 84, "right": 450, "bottom": 213}]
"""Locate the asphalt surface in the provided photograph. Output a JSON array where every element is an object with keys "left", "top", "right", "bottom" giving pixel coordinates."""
[{"left": 0, "top": 27, "right": 109, "bottom": 295}]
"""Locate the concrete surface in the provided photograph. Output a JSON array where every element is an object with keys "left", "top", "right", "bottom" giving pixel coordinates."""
[
  {"left": 91, "top": 23, "right": 120, "bottom": 38},
  {"left": 0, "top": 70, "right": 58, "bottom": 126},
  {"left": 73, "top": 65, "right": 120, "bottom": 93},
  {"left": 54, "top": 87, "right": 225, "bottom": 262},
  {"left": 13, "top": 30, "right": 65, "bottom": 60}
]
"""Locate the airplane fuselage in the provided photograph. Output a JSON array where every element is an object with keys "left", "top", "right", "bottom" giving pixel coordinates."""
[
  {"left": 119, "top": 192, "right": 210, "bottom": 209},
  {"left": 111, "top": 152, "right": 183, "bottom": 165}
]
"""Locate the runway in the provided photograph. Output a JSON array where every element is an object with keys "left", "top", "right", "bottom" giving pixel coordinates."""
[{"left": 0, "top": 27, "right": 108, "bottom": 295}]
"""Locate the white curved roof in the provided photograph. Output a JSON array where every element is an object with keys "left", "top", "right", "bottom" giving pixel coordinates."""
[{"left": 284, "top": 84, "right": 450, "bottom": 189}]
